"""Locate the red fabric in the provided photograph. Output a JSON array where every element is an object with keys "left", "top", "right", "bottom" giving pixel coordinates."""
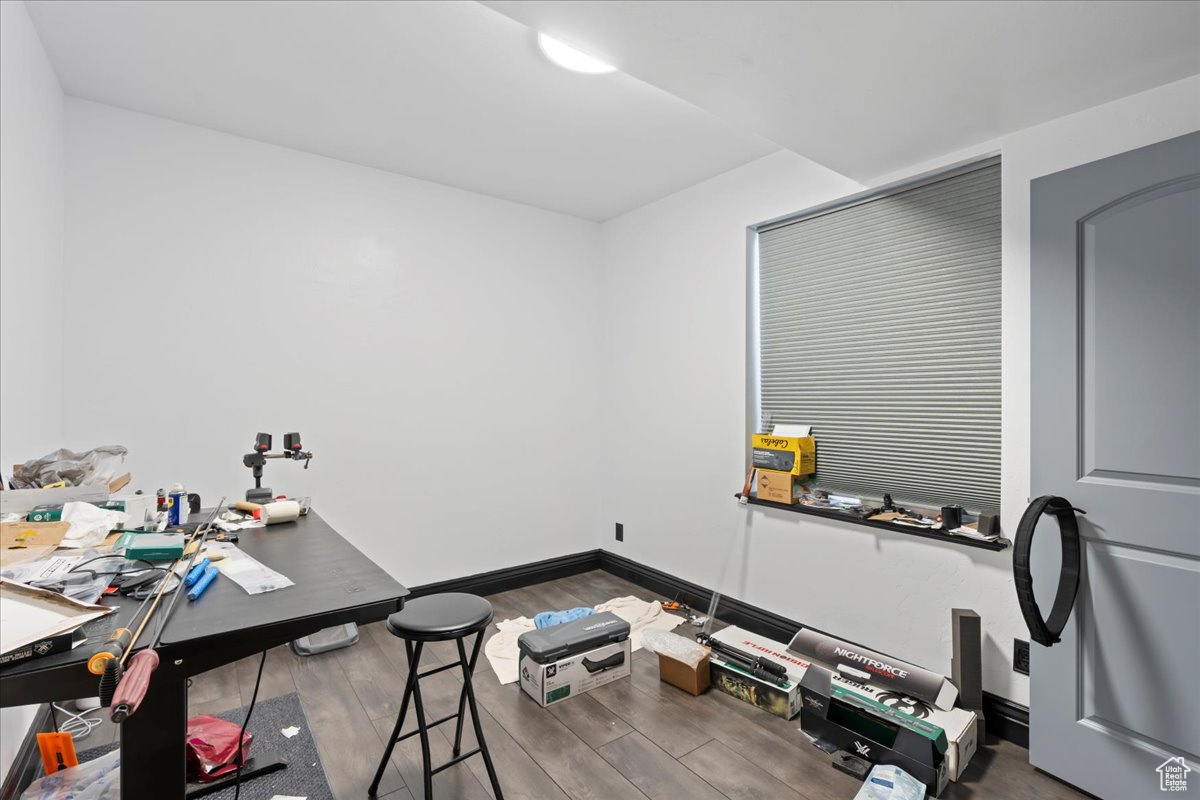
[{"left": 185, "top": 715, "right": 253, "bottom": 782}]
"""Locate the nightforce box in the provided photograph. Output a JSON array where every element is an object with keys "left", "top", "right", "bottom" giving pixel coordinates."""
[
  {"left": 717, "top": 626, "right": 977, "bottom": 785},
  {"left": 801, "top": 664, "right": 950, "bottom": 796},
  {"left": 751, "top": 434, "right": 816, "bottom": 477},
  {"left": 519, "top": 638, "right": 631, "bottom": 707}
]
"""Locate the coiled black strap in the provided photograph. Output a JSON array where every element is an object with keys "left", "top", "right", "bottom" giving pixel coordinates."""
[{"left": 1014, "top": 495, "right": 1082, "bottom": 647}]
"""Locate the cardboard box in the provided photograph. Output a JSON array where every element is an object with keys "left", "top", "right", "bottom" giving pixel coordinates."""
[
  {"left": 755, "top": 470, "right": 797, "bottom": 504},
  {"left": 519, "top": 638, "right": 631, "bottom": 707},
  {"left": 99, "top": 493, "right": 157, "bottom": 529},
  {"left": 0, "top": 579, "right": 111, "bottom": 666},
  {"left": 658, "top": 652, "right": 710, "bottom": 695},
  {"left": 751, "top": 434, "right": 816, "bottom": 477}
]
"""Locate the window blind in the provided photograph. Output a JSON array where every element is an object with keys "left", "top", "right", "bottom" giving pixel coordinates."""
[{"left": 756, "top": 161, "right": 1001, "bottom": 512}]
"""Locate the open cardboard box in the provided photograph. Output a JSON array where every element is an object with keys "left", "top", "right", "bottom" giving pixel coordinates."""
[{"left": 0, "top": 578, "right": 112, "bottom": 666}]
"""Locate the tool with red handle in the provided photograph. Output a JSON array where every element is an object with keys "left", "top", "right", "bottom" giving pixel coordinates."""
[
  {"left": 106, "top": 499, "right": 225, "bottom": 723},
  {"left": 109, "top": 649, "right": 160, "bottom": 723}
]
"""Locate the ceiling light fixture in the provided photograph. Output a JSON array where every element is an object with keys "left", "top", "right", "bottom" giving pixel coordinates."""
[{"left": 537, "top": 33, "right": 616, "bottom": 75}]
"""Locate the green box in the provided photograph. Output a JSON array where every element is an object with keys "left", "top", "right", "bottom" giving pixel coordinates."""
[
  {"left": 124, "top": 533, "right": 185, "bottom": 562},
  {"left": 27, "top": 506, "right": 63, "bottom": 522}
]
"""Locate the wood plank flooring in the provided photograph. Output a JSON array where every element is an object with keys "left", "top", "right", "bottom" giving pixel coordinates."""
[{"left": 78, "top": 570, "right": 1087, "bottom": 799}]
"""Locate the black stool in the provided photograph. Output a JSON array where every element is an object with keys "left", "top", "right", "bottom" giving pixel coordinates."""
[{"left": 369, "top": 593, "right": 503, "bottom": 799}]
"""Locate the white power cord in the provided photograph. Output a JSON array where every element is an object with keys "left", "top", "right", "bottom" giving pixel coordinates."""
[{"left": 51, "top": 702, "right": 103, "bottom": 741}]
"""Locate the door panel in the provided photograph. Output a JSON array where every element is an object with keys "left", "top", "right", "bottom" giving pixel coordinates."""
[
  {"left": 1030, "top": 130, "right": 1200, "bottom": 799},
  {"left": 1082, "top": 542, "right": 1199, "bottom": 752},
  {"left": 1082, "top": 176, "right": 1200, "bottom": 484}
]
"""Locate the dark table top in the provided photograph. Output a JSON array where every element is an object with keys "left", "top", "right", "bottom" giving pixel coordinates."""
[{"left": 0, "top": 509, "right": 408, "bottom": 703}]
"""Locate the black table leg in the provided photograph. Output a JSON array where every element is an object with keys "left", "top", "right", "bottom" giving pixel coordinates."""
[{"left": 121, "top": 666, "right": 187, "bottom": 800}]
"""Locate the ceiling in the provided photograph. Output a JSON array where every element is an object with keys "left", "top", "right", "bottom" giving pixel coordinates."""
[
  {"left": 25, "top": 1, "right": 1200, "bottom": 219},
  {"left": 483, "top": 0, "right": 1200, "bottom": 181},
  {"left": 24, "top": 0, "right": 775, "bottom": 222}
]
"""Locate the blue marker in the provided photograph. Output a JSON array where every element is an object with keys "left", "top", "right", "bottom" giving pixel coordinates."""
[
  {"left": 187, "top": 564, "right": 219, "bottom": 601},
  {"left": 184, "top": 558, "right": 210, "bottom": 588}
]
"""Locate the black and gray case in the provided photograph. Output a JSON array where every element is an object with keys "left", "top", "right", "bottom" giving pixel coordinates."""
[{"left": 517, "top": 612, "right": 630, "bottom": 665}]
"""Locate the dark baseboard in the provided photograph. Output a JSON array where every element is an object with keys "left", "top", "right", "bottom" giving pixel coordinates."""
[
  {"left": 1, "top": 546, "right": 1030, "bottom": 795},
  {"left": 1, "top": 704, "right": 52, "bottom": 800},
  {"left": 409, "top": 549, "right": 603, "bottom": 600},
  {"left": 409, "top": 546, "right": 1031, "bottom": 747},
  {"left": 982, "top": 691, "right": 1029, "bottom": 748},
  {"left": 595, "top": 549, "right": 1030, "bottom": 748}
]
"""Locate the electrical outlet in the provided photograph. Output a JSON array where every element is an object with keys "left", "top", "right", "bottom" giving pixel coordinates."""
[
  {"left": 615, "top": 522, "right": 624, "bottom": 542},
  {"left": 1013, "top": 638, "right": 1030, "bottom": 675}
]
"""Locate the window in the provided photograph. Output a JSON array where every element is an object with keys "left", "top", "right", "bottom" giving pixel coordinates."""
[{"left": 753, "top": 159, "right": 1001, "bottom": 512}]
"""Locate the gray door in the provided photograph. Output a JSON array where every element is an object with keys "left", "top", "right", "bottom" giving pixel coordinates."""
[{"left": 1030, "top": 130, "right": 1199, "bottom": 799}]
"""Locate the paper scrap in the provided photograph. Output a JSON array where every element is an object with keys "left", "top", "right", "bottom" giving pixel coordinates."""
[
  {"left": 268, "top": 796, "right": 307, "bottom": 800},
  {"left": 280, "top": 726, "right": 300, "bottom": 738}
]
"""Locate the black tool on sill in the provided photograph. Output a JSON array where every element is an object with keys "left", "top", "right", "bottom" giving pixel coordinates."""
[
  {"left": 242, "top": 431, "right": 313, "bottom": 503},
  {"left": 696, "top": 633, "right": 789, "bottom": 687}
]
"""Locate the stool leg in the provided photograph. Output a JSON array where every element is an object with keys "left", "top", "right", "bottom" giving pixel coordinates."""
[
  {"left": 456, "top": 634, "right": 503, "bottom": 800},
  {"left": 368, "top": 640, "right": 424, "bottom": 797},
  {"left": 450, "top": 638, "right": 471, "bottom": 757},
  {"left": 409, "top": 646, "right": 434, "bottom": 799}
]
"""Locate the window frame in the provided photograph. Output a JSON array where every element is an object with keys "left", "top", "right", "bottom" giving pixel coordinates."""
[{"left": 745, "top": 154, "right": 1002, "bottom": 512}]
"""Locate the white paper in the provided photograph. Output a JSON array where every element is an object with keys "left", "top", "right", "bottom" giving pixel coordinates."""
[
  {"left": 209, "top": 542, "right": 293, "bottom": 595},
  {"left": 772, "top": 423, "right": 811, "bottom": 437},
  {"left": 280, "top": 726, "right": 301, "bottom": 738},
  {"left": 268, "top": 796, "right": 307, "bottom": 800}
]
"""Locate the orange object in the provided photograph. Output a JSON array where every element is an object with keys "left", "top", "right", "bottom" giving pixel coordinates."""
[
  {"left": 37, "top": 732, "right": 78, "bottom": 774},
  {"left": 88, "top": 627, "right": 132, "bottom": 675}
]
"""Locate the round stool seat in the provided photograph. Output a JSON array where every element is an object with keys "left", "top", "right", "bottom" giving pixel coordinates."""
[{"left": 387, "top": 593, "right": 493, "bottom": 642}]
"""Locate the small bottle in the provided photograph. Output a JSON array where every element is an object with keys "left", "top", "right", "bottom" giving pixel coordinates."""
[{"left": 167, "top": 483, "right": 187, "bottom": 525}]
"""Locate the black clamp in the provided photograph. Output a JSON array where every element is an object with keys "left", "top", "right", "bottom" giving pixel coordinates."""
[{"left": 1013, "top": 495, "right": 1084, "bottom": 647}]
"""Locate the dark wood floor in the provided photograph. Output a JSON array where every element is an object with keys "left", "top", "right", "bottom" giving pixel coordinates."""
[{"left": 81, "top": 570, "right": 1086, "bottom": 799}]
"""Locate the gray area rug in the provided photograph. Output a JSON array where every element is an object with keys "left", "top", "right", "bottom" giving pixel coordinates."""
[{"left": 76, "top": 692, "right": 333, "bottom": 800}]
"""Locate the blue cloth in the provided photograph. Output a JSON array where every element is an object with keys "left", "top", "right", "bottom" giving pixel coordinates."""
[{"left": 534, "top": 607, "right": 595, "bottom": 629}]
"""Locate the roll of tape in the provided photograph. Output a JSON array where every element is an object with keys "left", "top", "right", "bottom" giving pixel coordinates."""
[{"left": 257, "top": 500, "right": 301, "bottom": 525}]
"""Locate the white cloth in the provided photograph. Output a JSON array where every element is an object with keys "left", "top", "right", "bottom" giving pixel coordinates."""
[
  {"left": 60, "top": 502, "right": 127, "bottom": 549},
  {"left": 483, "top": 596, "right": 685, "bottom": 685},
  {"left": 483, "top": 616, "right": 536, "bottom": 684},
  {"left": 594, "top": 596, "right": 685, "bottom": 650}
]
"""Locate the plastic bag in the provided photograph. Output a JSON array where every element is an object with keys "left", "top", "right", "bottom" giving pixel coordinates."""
[
  {"left": 11, "top": 446, "right": 128, "bottom": 489},
  {"left": 853, "top": 764, "right": 927, "bottom": 800},
  {"left": 642, "top": 629, "right": 709, "bottom": 668},
  {"left": 20, "top": 750, "right": 119, "bottom": 800},
  {"left": 186, "top": 715, "right": 253, "bottom": 782}
]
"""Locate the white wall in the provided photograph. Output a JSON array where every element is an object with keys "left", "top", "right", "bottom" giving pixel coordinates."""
[
  {"left": 0, "top": 0, "right": 64, "bottom": 781},
  {"left": 62, "top": 99, "right": 602, "bottom": 586},
  {"left": 596, "top": 75, "right": 1200, "bottom": 705},
  {"left": 0, "top": 0, "right": 64, "bottom": 468}
]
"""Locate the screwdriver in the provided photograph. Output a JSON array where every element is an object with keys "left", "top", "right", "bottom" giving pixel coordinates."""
[{"left": 110, "top": 500, "right": 225, "bottom": 723}]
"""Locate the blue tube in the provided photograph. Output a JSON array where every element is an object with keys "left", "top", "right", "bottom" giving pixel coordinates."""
[
  {"left": 184, "top": 558, "right": 211, "bottom": 588},
  {"left": 187, "top": 564, "right": 219, "bottom": 601}
]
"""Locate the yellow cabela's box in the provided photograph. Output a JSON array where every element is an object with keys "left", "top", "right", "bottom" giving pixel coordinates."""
[{"left": 751, "top": 434, "right": 816, "bottom": 477}]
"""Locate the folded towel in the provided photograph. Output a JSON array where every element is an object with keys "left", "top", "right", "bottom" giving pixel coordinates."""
[{"left": 533, "top": 607, "right": 594, "bottom": 629}]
